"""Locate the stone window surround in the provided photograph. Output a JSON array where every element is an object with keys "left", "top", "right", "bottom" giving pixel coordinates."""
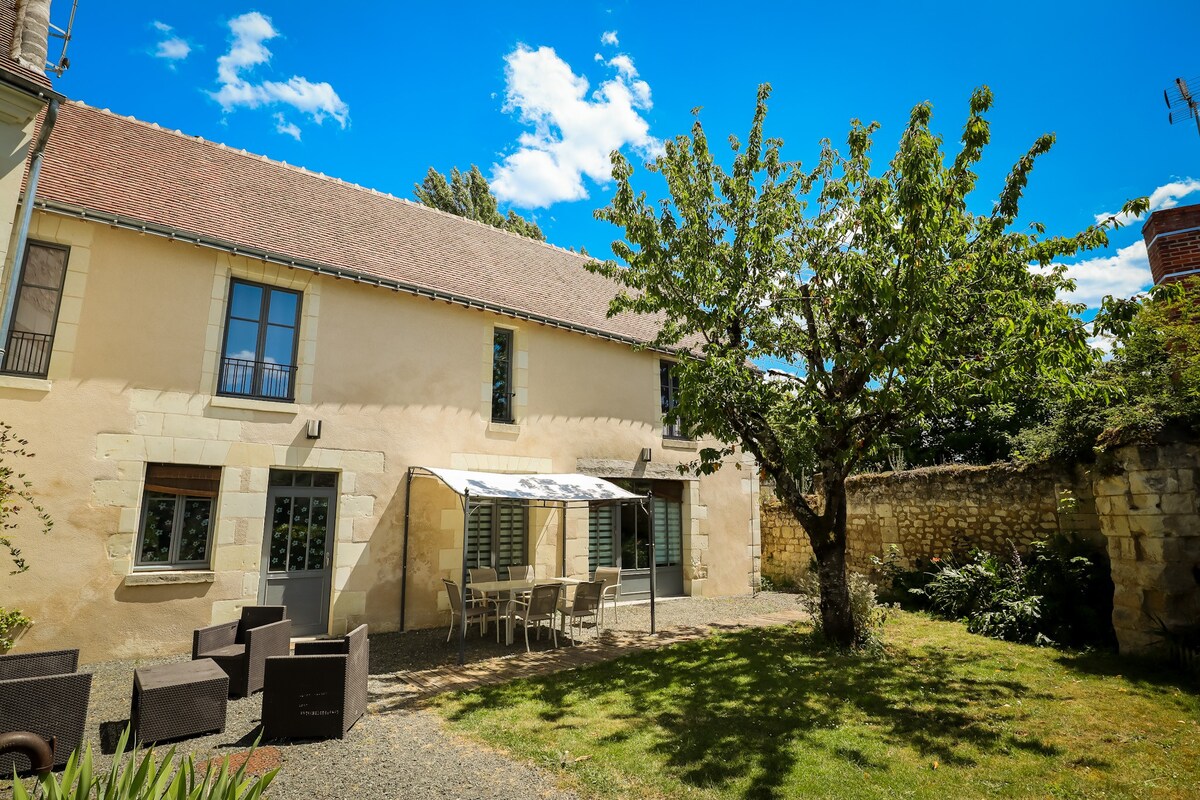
[
  {"left": 482, "top": 322, "right": 527, "bottom": 433},
  {"left": 96, "top": 395, "right": 385, "bottom": 636},
  {"left": 201, "top": 253, "right": 320, "bottom": 407},
  {"left": 0, "top": 213, "right": 95, "bottom": 388}
]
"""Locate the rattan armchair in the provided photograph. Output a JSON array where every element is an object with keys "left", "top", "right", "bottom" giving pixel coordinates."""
[
  {"left": 192, "top": 606, "right": 291, "bottom": 698},
  {"left": 262, "top": 625, "right": 368, "bottom": 740},
  {"left": 0, "top": 648, "right": 92, "bottom": 774}
]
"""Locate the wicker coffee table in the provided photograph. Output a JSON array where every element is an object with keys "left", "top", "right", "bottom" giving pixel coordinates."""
[{"left": 131, "top": 658, "right": 229, "bottom": 744}]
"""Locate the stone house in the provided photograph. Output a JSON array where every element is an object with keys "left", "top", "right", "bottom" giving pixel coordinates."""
[{"left": 0, "top": 25, "right": 759, "bottom": 661}]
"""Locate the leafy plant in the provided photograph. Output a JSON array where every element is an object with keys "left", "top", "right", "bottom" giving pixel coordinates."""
[
  {"left": 1, "top": 421, "right": 53, "bottom": 574},
  {"left": 797, "top": 567, "right": 891, "bottom": 650},
  {"left": 914, "top": 535, "right": 1112, "bottom": 647},
  {"left": 0, "top": 606, "right": 31, "bottom": 651},
  {"left": 10, "top": 727, "right": 275, "bottom": 800}
]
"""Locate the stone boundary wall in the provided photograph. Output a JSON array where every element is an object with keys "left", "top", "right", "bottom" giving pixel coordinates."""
[
  {"left": 1096, "top": 441, "right": 1200, "bottom": 654},
  {"left": 761, "top": 441, "right": 1200, "bottom": 658},
  {"left": 761, "top": 462, "right": 1098, "bottom": 587}
]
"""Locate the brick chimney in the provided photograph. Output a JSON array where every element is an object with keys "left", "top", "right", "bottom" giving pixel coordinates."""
[
  {"left": 9, "top": 0, "right": 51, "bottom": 75},
  {"left": 1142, "top": 202, "right": 1200, "bottom": 285}
]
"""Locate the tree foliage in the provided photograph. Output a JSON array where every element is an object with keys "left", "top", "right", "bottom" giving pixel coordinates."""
[
  {"left": 1015, "top": 280, "right": 1200, "bottom": 461},
  {"left": 592, "top": 84, "right": 1143, "bottom": 646},
  {"left": 414, "top": 165, "right": 545, "bottom": 241}
]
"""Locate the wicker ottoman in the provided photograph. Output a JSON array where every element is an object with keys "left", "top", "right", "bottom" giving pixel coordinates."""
[{"left": 131, "top": 658, "right": 229, "bottom": 744}]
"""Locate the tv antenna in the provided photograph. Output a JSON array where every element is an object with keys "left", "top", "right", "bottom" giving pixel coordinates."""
[
  {"left": 46, "top": 0, "right": 78, "bottom": 77},
  {"left": 1165, "top": 77, "right": 1200, "bottom": 137}
]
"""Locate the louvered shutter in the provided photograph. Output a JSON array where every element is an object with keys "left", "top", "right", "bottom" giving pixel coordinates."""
[{"left": 589, "top": 505, "right": 616, "bottom": 574}]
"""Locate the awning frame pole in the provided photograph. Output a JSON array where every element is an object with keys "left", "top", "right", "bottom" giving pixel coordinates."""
[
  {"left": 560, "top": 501, "right": 567, "bottom": 578},
  {"left": 459, "top": 489, "right": 471, "bottom": 666},
  {"left": 399, "top": 467, "right": 414, "bottom": 632},
  {"left": 648, "top": 490, "right": 657, "bottom": 635}
]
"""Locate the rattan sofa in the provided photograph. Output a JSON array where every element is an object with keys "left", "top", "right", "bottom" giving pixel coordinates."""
[
  {"left": 192, "top": 606, "right": 291, "bottom": 698},
  {"left": 0, "top": 648, "right": 92, "bottom": 774},
  {"left": 261, "top": 624, "right": 368, "bottom": 740}
]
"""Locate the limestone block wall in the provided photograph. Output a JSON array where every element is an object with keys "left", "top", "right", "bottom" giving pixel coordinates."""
[
  {"left": 1095, "top": 441, "right": 1200, "bottom": 655},
  {"left": 761, "top": 463, "right": 1098, "bottom": 586}
]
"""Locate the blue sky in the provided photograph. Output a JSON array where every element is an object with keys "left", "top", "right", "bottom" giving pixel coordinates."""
[{"left": 50, "top": 1, "right": 1200, "bottom": 319}]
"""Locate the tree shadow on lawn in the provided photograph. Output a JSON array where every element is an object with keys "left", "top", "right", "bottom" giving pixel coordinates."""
[{"left": 442, "top": 625, "right": 1062, "bottom": 800}]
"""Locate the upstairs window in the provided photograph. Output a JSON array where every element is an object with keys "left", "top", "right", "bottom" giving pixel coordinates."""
[
  {"left": 660, "top": 360, "right": 686, "bottom": 439},
  {"left": 135, "top": 464, "right": 221, "bottom": 569},
  {"left": 491, "top": 328, "right": 514, "bottom": 423},
  {"left": 218, "top": 279, "right": 301, "bottom": 401},
  {"left": 1, "top": 241, "right": 69, "bottom": 378}
]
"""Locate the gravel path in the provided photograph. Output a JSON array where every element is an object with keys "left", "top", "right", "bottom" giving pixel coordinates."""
[{"left": 8, "top": 592, "right": 803, "bottom": 800}]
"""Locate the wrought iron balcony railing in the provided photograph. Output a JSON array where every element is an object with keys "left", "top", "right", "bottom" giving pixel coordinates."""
[
  {"left": 218, "top": 356, "right": 297, "bottom": 401},
  {"left": 1, "top": 330, "right": 53, "bottom": 377}
]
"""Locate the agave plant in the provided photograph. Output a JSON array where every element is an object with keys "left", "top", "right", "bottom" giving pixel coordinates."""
[{"left": 11, "top": 726, "right": 275, "bottom": 800}]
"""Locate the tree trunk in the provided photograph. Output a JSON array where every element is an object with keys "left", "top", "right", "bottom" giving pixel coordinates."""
[{"left": 796, "top": 471, "right": 856, "bottom": 647}]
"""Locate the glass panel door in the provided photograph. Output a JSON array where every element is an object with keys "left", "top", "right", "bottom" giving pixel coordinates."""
[{"left": 260, "top": 470, "right": 337, "bottom": 636}]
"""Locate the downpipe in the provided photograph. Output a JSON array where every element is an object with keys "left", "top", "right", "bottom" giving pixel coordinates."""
[{"left": 0, "top": 97, "right": 59, "bottom": 364}]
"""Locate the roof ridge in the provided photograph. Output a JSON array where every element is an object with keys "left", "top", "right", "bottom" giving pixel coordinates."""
[{"left": 66, "top": 100, "right": 602, "bottom": 265}]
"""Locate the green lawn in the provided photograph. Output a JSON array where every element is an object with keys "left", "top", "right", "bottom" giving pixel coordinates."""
[{"left": 433, "top": 612, "right": 1200, "bottom": 800}]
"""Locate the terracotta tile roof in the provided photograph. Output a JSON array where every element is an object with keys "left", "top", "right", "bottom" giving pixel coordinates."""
[
  {"left": 35, "top": 102, "right": 671, "bottom": 347},
  {"left": 0, "top": 2, "right": 53, "bottom": 91}
]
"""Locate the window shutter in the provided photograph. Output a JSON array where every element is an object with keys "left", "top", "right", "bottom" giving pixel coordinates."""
[
  {"left": 144, "top": 464, "right": 221, "bottom": 498},
  {"left": 653, "top": 498, "right": 683, "bottom": 567},
  {"left": 589, "top": 504, "right": 616, "bottom": 574},
  {"left": 495, "top": 501, "right": 526, "bottom": 567},
  {"left": 466, "top": 503, "right": 493, "bottom": 568}
]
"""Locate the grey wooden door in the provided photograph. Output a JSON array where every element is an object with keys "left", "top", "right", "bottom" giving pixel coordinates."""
[{"left": 259, "top": 471, "right": 337, "bottom": 636}]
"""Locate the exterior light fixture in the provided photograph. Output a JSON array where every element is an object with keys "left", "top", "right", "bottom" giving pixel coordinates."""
[
  {"left": 639, "top": 447, "right": 652, "bottom": 462},
  {"left": 306, "top": 419, "right": 322, "bottom": 440}
]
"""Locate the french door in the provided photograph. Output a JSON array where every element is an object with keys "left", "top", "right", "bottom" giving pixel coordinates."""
[{"left": 259, "top": 470, "right": 337, "bottom": 635}]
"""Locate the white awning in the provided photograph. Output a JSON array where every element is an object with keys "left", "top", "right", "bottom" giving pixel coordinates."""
[{"left": 417, "top": 467, "right": 645, "bottom": 503}]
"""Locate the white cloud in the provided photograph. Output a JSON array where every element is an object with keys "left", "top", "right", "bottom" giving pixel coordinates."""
[
  {"left": 1093, "top": 178, "right": 1200, "bottom": 227},
  {"left": 152, "top": 21, "right": 190, "bottom": 63},
  {"left": 156, "top": 37, "right": 191, "bottom": 61},
  {"left": 1056, "top": 239, "right": 1152, "bottom": 307},
  {"left": 601, "top": 30, "right": 619, "bottom": 46},
  {"left": 212, "top": 12, "right": 349, "bottom": 128},
  {"left": 274, "top": 113, "right": 301, "bottom": 141},
  {"left": 490, "top": 44, "right": 659, "bottom": 209}
]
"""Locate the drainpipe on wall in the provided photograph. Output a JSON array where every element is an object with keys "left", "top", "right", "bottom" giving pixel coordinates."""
[{"left": 0, "top": 96, "right": 59, "bottom": 365}]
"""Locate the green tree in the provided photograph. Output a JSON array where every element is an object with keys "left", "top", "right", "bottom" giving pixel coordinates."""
[
  {"left": 1015, "top": 280, "right": 1200, "bottom": 461},
  {"left": 414, "top": 165, "right": 546, "bottom": 241},
  {"left": 592, "top": 84, "right": 1144, "bottom": 646}
]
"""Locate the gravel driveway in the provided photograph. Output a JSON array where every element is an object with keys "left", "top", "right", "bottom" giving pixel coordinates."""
[{"left": 8, "top": 592, "right": 802, "bottom": 800}]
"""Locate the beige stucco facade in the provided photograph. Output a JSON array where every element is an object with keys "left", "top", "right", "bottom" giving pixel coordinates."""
[{"left": 0, "top": 211, "right": 760, "bottom": 662}]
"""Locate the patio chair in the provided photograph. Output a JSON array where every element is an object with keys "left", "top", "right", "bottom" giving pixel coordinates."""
[
  {"left": 504, "top": 564, "right": 534, "bottom": 581},
  {"left": 558, "top": 581, "right": 604, "bottom": 644},
  {"left": 444, "top": 579, "right": 493, "bottom": 641},
  {"left": 593, "top": 567, "right": 622, "bottom": 628},
  {"left": 262, "top": 625, "right": 368, "bottom": 740},
  {"left": 192, "top": 605, "right": 292, "bottom": 698},
  {"left": 0, "top": 648, "right": 93, "bottom": 774},
  {"left": 511, "top": 584, "right": 561, "bottom": 652}
]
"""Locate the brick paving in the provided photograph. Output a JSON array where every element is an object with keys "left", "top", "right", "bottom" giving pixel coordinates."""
[{"left": 368, "top": 609, "right": 806, "bottom": 712}]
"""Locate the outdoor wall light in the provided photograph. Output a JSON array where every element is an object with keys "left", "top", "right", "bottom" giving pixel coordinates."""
[
  {"left": 306, "top": 419, "right": 323, "bottom": 440},
  {"left": 639, "top": 447, "right": 652, "bottom": 462}
]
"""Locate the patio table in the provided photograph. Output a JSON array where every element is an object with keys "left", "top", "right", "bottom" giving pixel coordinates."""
[{"left": 468, "top": 577, "right": 583, "bottom": 645}]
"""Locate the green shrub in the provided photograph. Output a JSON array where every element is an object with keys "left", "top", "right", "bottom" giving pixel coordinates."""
[
  {"left": 797, "top": 568, "right": 892, "bottom": 650},
  {"left": 913, "top": 535, "right": 1113, "bottom": 647},
  {"left": 10, "top": 727, "right": 275, "bottom": 800},
  {"left": 0, "top": 607, "right": 31, "bottom": 651}
]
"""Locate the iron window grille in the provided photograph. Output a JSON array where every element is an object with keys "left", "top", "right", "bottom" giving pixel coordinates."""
[
  {"left": 218, "top": 279, "right": 302, "bottom": 402},
  {"left": 134, "top": 464, "right": 221, "bottom": 569},
  {"left": 491, "top": 327, "right": 515, "bottom": 423},
  {"left": 1, "top": 241, "right": 70, "bottom": 378}
]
